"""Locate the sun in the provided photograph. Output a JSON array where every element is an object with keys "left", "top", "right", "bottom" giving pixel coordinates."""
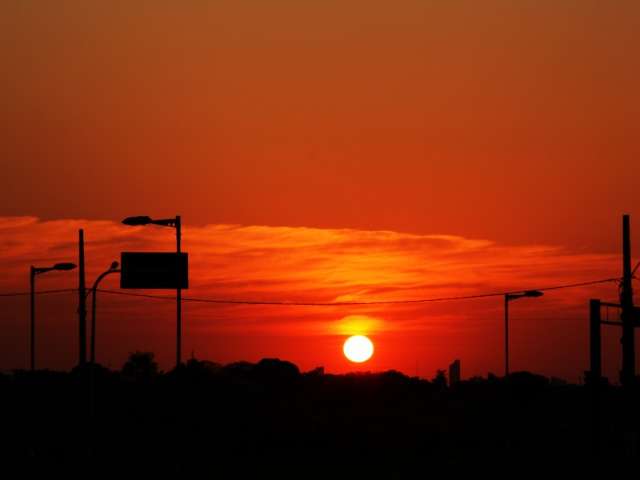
[{"left": 343, "top": 335, "right": 374, "bottom": 363}]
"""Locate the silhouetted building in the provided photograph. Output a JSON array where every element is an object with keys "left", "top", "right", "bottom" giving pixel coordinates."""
[{"left": 449, "top": 359, "right": 461, "bottom": 386}]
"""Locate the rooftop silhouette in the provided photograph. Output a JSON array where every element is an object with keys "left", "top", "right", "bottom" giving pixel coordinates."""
[{"left": 3, "top": 352, "right": 639, "bottom": 472}]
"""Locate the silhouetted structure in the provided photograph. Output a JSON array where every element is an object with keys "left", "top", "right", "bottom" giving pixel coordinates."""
[
  {"left": 504, "top": 290, "right": 543, "bottom": 376},
  {"left": 78, "top": 229, "right": 87, "bottom": 367},
  {"left": 449, "top": 359, "right": 461, "bottom": 386},
  {"left": 29, "top": 261, "right": 76, "bottom": 371},
  {"left": 90, "top": 261, "right": 121, "bottom": 364},
  {"left": 587, "top": 215, "right": 640, "bottom": 455},
  {"left": 3, "top": 354, "right": 640, "bottom": 473},
  {"left": 121, "top": 215, "right": 184, "bottom": 368}
]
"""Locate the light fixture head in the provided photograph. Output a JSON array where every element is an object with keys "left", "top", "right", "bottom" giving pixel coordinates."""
[
  {"left": 53, "top": 262, "right": 77, "bottom": 271},
  {"left": 122, "top": 216, "right": 152, "bottom": 226},
  {"left": 524, "top": 290, "right": 544, "bottom": 298}
]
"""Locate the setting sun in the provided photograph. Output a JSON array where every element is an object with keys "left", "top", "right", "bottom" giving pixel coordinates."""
[{"left": 343, "top": 335, "right": 374, "bottom": 363}]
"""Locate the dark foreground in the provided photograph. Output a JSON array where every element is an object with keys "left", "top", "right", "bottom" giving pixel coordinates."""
[{"left": 1, "top": 354, "right": 638, "bottom": 472}]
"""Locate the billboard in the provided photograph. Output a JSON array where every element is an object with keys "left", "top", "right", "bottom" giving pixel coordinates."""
[{"left": 120, "top": 252, "right": 188, "bottom": 289}]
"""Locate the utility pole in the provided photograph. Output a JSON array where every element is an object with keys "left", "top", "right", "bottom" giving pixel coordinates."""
[
  {"left": 176, "top": 215, "right": 182, "bottom": 368},
  {"left": 589, "top": 299, "right": 602, "bottom": 454},
  {"left": 79, "top": 229, "right": 87, "bottom": 367},
  {"left": 120, "top": 215, "right": 185, "bottom": 369},
  {"left": 504, "top": 290, "right": 543, "bottom": 377},
  {"left": 620, "top": 215, "right": 638, "bottom": 457},
  {"left": 30, "top": 267, "right": 36, "bottom": 371},
  {"left": 589, "top": 299, "right": 602, "bottom": 384},
  {"left": 620, "top": 215, "right": 635, "bottom": 387},
  {"left": 587, "top": 216, "right": 638, "bottom": 455},
  {"left": 504, "top": 295, "right": 509, "bottom": 377},
  {"left": 29, "top": 262, "right": 77, "bottom": 371}
]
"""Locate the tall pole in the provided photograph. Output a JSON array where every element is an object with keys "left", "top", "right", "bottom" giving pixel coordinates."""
[
  {"left": 90, "top": 266, "right": 120, "bottom": 364},
  {"left": 91, "top": 283, "right": 97, "bottom": 365},
  {"left": 504, "top": 295, "right": 509, "bottom": 377},
  {"left": 620, "top": 215, "right": 635, "bottom": 387},
  {"left": 30, "top": 266, "right": 35, "bottom": 371},
  {"left": 176, "top": 215, "right": 182, "bottom": 368},
  {"left": 589, "top": 299, "right": 602, "bottom": 383},
  {"left": 78, "top": 229, "right": 87, "bottom": 367},
  {"left": 589, "top": 299, "right": 602, "bottom": 454}
]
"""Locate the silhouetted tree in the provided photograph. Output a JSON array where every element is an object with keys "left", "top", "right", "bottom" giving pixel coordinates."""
[
  {"left": 1, "top": 354, "right": 616, "bottom": 469},
  {"left": 432, "top": 369, "right": 447, "bottom": 389},
  {"left": 254, "top": 358, "right": 299, "bottom": 380},
  {"left": 121, "top": 351, "right": 159, "bottom": 382}
]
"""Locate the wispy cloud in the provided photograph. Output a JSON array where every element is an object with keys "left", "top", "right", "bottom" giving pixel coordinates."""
[{"left": 0, "top": 217, "right": 622, "bottom": 378}]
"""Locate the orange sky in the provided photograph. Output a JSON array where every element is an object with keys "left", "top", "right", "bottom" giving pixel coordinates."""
[
  {"left": 1, "top": 2, "right": 639, "bottom": 379},
  {"left": 0, "top": 216, "right": 636, "bottom": 381}
]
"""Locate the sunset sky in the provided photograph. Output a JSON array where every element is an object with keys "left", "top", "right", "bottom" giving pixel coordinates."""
[{"left": 1, "top": 1, "right": 639, "bottom": 380}]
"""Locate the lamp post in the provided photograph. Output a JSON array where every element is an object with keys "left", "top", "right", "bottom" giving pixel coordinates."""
[
  {"left": 90, "top": 261, "right": 120, "bottom": 364},
  {"left": 504, "top": 290, "right": 543, "bottom": 377},
  {"left": 30, "top": 262, "right": 77, "bottom": 371},
  {"left": 122, "top": 215, "right": 182, "bottom": 367}
]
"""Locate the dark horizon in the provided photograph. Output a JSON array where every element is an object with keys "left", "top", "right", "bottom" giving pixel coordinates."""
[{"left": 2, "top": 352, "right": 637, "bottom": 470}]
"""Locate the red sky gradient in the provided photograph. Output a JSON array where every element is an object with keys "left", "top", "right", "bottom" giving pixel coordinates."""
[
  {"left": 0, "top": 216, "right": 637, "bottom": 381},
  {"left": 1, "top": 2, "right": 639, "bottom": 379}
]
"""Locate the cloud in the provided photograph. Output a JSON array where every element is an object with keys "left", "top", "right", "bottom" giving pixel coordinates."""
[
  {"left": 0, "top": 216, "right": 620, "bottom": 316},
  {"left": 0, "top": 216, "right": 622, "bottom": 377}
]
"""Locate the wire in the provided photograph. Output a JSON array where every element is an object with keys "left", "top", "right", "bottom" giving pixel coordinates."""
[
  {"left": 530, "top": 278, "right": 621, "bottom": 293},
  {"left": 0, "top": 278, "right": 620, "bottom": 304},
  {"left": 93, "top": 277, "right": 620, "bottom": 307},
  {"left": 0, "top": 288, "right": 77, "bottom": 297},
  {"left": 0, "top": 278, "right": 621, "bottom": 304}
]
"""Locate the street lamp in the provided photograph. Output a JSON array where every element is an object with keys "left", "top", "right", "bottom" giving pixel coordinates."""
[
  {"left": 504, "top": 290, "right": 543, "bottom": 377},
  {"left": 90, "top": 261, "right": 120, "bottom": 364},
  {"left": 30, "top": 262, "right": 77, "bottom": 371},
  {"left": 122, "top": 215, "right": 182, "bottom": 367}
]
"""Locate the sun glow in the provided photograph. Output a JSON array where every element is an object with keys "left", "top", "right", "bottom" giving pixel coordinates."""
[{"left": 343, "top": 335, "right": 374, "bottom": 363}]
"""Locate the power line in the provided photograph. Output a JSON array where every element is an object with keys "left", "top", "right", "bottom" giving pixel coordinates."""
[
  {"left": 0, "top": 278, "right": 620, "bottom": 304},
  {"left": 93, "top": 277, "right": 620, "bottom": 307},
  {"left": 530, "top": 278, "right": 621, "bottom": 293},
  {"left": 0, "top": 277, "right": 620, "bottom": 304},
  {"left": 0, "top": 288, "right": 76, "bottom": 298}
]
